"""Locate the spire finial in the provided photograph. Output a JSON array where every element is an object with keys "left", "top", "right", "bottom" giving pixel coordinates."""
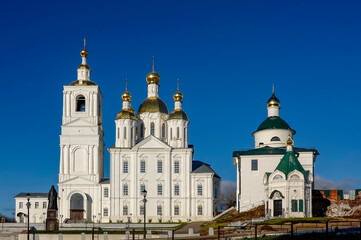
[
  {"left": 125, "top": 77, "right": 128, "bottom": 91},
  {"left": 152, "top": 56, "right": 155, "bottom": 72},
  {"left": 272, "top": 84, "right": 275, "bottom": 94},
  {"left": 84, "top": 38, "right": 86, "bottom": 49},
  {"left": 177, "top": 78, "right": 180, "bottom": 91}
]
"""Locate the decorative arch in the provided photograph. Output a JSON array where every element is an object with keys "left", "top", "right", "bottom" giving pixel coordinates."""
[{"left": 269, "top": 190, "right": 284, "bottom": 199}]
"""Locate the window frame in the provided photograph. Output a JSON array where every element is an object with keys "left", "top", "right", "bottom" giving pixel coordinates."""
[
  {"left": 174, "top": 205, "right": 180, "bottom": 215},
  {"left": 103, "top": 208, "right": 109, "bottom": 217},
  {"left": 174, "top": 184, "right": 180, "bottom": 196},
  {"left": 174, "top": 161, "right": 180, "bottom": 173},
  {"left": 104, "top": 187, "right": 109, "bottom": 198},
  {"left": 123, "top": 205, "right": 128, "bottom": 216},
  {"left": 140, "top": 160, "right": 146, "bottom": 173},
  {"left": 157, "top": 184, "right": 163, "bottom": 195},
  {"left": 197, "top": 184, "right": 203, "bottom": 196},
  {"left": 157, "top": 160, "right": 163, "bottom": 173},
  {"left": 123, "top": 160, "right": 129, "bottom": 174},
  {"left": 123, "top": 184, "right": 129, "bottom": 196},
  {"left": 251, "top": 159, "right": 258, "bottom": 171},
  {"left": 197, "top": 205, "right": 203, "bottom": 215}
]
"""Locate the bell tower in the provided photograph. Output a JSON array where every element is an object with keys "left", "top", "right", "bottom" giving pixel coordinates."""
[{"left": 58, "top": 41, "right": 104, "bottom": 183}]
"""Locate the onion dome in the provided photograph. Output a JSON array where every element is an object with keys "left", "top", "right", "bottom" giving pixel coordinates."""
[
  {"left": 138, "top": 97, "right": 169, "bottom": 115},
  {"left": 116, "top": 109, "right": 135, "bottom": 120},
  {"left": 122, "top": 91, "right": 131, "bottom": 101},
  {"left": 80, "top": 48, "right": 88, "bottom": 58},
  {"left": 146, "top": 70, "right": 160, "bottom": 84},
  {"left": 267, "top": 93, "right": 280, "bottom": 108},
  {"left": 168, "top": 109, "right": 188, "bottom": 120},
  {"left": 286, "top": 135, "right": 294, "bottom": 146},
  {"left": 173, "top": 91, "right": 183, "bottom": 102}
]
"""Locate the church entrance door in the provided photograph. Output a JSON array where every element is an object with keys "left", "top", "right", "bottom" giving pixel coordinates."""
[
  {"left": 70, "top": 193, "right": 84, "bottom": 221},
  {"left": 70, "top": 209, "right": 83, "bottom": 220},
  {"left": 273, "top": 200, "right": 282, "bottom": 216}
]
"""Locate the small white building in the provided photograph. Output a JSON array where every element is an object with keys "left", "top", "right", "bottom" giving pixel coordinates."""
[
  {"left": 14, "top": 193, "right": 48, "bottom": 223},
  {"left": 233, "top": 90, "right": 318, "bottom": 214},
  {"left": 263, "top": 136, "right": 313, "bottom": 218}
]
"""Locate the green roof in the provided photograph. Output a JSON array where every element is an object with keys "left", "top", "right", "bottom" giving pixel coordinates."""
[
  {"left": 255, "top": 116, "right": 295, "bottom": 133},
  {"left": 233, "top": 146, "right": 319, "bottom": 157},
  {"left": 275, "top": 151, "right": 308, "bottom": 179}
]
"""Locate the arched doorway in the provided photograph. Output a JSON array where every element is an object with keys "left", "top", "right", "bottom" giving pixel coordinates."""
[{"left": 70, "top": 193, "right": 84, "bottom": 220}]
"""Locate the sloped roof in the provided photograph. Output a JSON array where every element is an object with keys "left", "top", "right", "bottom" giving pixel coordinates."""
[
  {"left": 14, "top": 193, "right": 48, "bottom": 198},
  {"left": 192, "top": 161, "right": 220, "bottom": 178},
  {"left": 233, "top": 146, "right": 319, "bottom": 157},
  {"left": 275, "top": 151, "right": 308, "bottom": 179}
]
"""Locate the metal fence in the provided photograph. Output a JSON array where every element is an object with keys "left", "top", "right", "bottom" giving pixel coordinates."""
[{"left": 216, "top": 221, "right": 361, "bottom": 240}]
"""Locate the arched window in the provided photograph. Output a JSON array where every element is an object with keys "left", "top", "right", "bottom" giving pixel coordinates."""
[
  {"left": 177, "top": 127, "right": 180, "bottom": 138},
  {"left": 162, "top": 123, "right": 165, "bottom": 138},
  {"left": 76, "top": 95, "right": 86, "bottom": 112},
  {"left": 140, "top": 124, "right": 144, "bottom": 138},
  {"left": 271, "top": 136, "right": 281, "bottom": 142},
  {"left": 273, "top": 175, "right": 283, "bottom": 180},
  {"left": 124, "top": 127, "right": 127, "bottom": 139},
  {"left": 170, "top": 128, "right": 173, "bottom": 139},
  {"left": 117, "top": 128, "right": 120, "bottom": 139},
  {"left": 290, "top": 174, "right": 300, "bottom": 179},
  {"left": 150, "top": 122, "right": 155, "bottom": 136}
]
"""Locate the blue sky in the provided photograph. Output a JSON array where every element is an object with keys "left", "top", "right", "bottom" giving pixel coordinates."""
[{"left": 1, "top": 0, "right": 361, "bottom": 217}]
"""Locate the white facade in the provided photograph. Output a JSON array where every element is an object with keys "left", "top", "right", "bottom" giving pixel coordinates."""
[
  {"left": 233, "top": 91, "right": 318, "bottom": 213},
  {"left": 14, "top": 194, "right": 48, "bottom": 223},
  {"left": 109, "top": 64, "right": 220, "bottom": 222},
  {"left": 50, "top": 46, "right": 219, "bottom": 223}
]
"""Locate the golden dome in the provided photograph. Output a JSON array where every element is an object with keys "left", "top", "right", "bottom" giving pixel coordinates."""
[
  {"left": 173, "top": 91, "right": 183, "bottom": 101},
  {"left": 138, "top": 97, "right": 169, "bottom": 115},
  {"left": 80, "top": 49, "right": 88, "bottom": 58},
  {"left": 286, "top": 135, "right": 293, "bottom": 146},
  {"left": 146, "top": 70, "right": 160, "bottom": 84},
  {"left": 168, "top": 109, "right": 188, "bottom": 120},
  {"left": 116, "top": 108, "right": 136, "bottom": 120},
  {"left": 122, "top": 91, "right": 132, "bottom": 101},
  {"left": 267, "top": 93, "right": 280, "bottom": 108}
]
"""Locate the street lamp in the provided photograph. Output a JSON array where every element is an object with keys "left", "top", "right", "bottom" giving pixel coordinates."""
[
  {"left": 141, "top": 189, "right": 147, "bottom": 239},
  {"left": 26, "top": 193, "right": 31, "bottom": 240}
]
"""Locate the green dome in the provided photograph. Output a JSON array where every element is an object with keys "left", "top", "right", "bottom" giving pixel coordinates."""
[
  {"left": 256, "top": 116, "right": 293, "bottom": 132},
  {"left": 168, "top": 109, "right": 188, "bottom": 120}
]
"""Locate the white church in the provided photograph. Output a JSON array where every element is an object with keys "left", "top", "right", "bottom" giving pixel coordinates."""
[
  {"left": 233, "top": 90, "right": 319, "bottom": 217},
  {"left": 15, "top": 44, "right": 221, "bottom": 223}
]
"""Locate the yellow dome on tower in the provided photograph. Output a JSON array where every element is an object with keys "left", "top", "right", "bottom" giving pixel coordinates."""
[
  {"left": 173, "top": 91, "right": 183, "bottom": 101},
  {"left": 146, "top": 70, "right": 160, "bottom": 84},
  {"left": 122, "top": 91, "right": 131, "bottom": 101},
  {"left": 286, "top": 135, "right": 293, "bottom": 146}
]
